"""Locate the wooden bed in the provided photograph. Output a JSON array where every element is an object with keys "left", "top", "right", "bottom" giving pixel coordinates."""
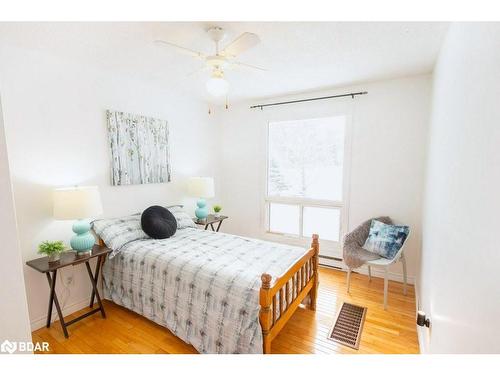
[{"left": 97, "top": 234, "right": 319, "bottom": 354}]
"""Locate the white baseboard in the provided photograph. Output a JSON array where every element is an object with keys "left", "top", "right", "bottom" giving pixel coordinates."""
[
  {"left": 30, "top": 297, "right": 91, "bottom": 332},
  {"left": 319, "top": 257, "right": 416, "bottom": 285}
]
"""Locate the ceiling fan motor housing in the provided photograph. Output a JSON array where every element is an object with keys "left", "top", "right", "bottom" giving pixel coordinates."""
[
  {"left": 206, "top": 55, "right": 227, "bottom": 69},
  {"left": 207, "top": 26, "right": 226, "bottom": 43}
]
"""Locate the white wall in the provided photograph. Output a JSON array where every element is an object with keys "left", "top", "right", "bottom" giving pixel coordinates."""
[
  {"left": 215, "top": 75, "right": 431, "bottom": 283},
  {"left": 0, "top": 45, "right": 217, "bottom": 330},
  {"left": 419, "top": 23, "right": 500, "bottom": 353},
  {"left": 0, "top": 95, "right": 32, "bottom": 348}
]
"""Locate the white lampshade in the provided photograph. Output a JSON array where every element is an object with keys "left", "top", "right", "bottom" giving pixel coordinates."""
[
  {"left": 206, "top": 76, "right": 229, "bottom": 98},
  {"left": 53, "top": 186, "right": 103, "bottom": 220},
  {"left": 187, "top": 177, "right": 215, "bottom": 198}
]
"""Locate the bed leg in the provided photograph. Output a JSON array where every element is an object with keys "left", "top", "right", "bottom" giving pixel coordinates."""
[
  {"left": 260, "top": 273, "right": 273, "bottom": 354},
  {"left": 263, "top": 337, "right": 272, "bottom": 354},
  {"left": 309, "top": 234, "right": 320, "bottom": 311}
]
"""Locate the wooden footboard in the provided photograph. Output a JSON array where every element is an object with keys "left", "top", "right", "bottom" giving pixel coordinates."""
[{"left": 259, "top": 234, "right": 319, "bottom": 354}]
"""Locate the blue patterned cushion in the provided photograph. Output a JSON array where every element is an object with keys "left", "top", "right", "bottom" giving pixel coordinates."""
[{"left": 362, "top": 220, "right": 409, "bottom": 259}]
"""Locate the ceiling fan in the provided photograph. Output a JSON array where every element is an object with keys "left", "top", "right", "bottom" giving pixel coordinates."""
[{"left": 154, "top": 26, "right": 266, "bottom": 98}]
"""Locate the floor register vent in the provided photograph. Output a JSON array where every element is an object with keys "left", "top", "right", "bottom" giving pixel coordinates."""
[{"left": 328, "top": 302, "right": 367, "bottom": 349}]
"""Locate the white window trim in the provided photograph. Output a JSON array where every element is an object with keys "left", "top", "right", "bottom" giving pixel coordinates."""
[{"left": 260, "top": 114, "right": 353, "bottom": 259}]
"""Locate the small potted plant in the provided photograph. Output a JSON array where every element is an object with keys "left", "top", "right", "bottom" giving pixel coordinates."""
[
  {"left": 213, "top": 204, "right": 222, "bottom": 218},
  {"left": 38, "top": 240, "right": 66, "bottom": 263}
]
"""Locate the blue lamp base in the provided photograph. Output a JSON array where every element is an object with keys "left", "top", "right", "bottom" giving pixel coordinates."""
[
  {"left": 195, "top": 198, "right": 209, "bottom": 220},
  {"left": 70, "top": 219, "right": 95, "bottom": 255}
]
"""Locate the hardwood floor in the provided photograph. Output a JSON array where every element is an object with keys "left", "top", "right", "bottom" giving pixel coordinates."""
[{"left": 32, "top": 267, "right": 419, "bottom": 354}]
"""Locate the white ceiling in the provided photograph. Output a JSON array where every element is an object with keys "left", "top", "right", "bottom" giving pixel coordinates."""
[{"left": 0, "top": 22, "right": 449, "bottom": 103}]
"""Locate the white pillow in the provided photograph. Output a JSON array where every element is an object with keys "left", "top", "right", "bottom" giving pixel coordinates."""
[
  {"left": 92, "top": 214, "right": 149, "bottom": 257},
  {"left": 167, "top": 206, "right": 197, "bottom": 229}
]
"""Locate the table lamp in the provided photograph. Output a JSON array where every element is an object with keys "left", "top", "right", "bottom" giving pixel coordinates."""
[
  {"left": 187, "top": 177, "right": 214, "bottom": 220},
  {"left": 53, "top": 186, "right": 103, "bottom": 255}
]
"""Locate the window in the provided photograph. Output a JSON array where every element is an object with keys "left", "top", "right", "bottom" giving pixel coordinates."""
[
  {"left": 266, "top": 116, "right": 347, "bottom": 246},
  {"left": 269, "top": 203, "right": 300, "bottom": 235}
]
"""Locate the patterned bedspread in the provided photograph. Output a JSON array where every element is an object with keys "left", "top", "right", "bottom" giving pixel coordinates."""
[{"left": 101, "top": 228, "right": 307, "bottom": 354}]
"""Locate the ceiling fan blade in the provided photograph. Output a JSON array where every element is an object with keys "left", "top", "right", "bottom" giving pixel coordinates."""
[
  {"left": 153, "top": 40, "right": 206, "bottom": 60},
  {"left": 220, "top": 32, "right": 260, "bottom": 58},
  {"left": 230, "top": 60, "right": 268, "bottom": 71}
]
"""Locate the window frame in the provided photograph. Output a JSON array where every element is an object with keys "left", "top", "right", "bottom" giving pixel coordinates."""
[{"left": 261, "top": 114, "right": 352, "bottom": 258}]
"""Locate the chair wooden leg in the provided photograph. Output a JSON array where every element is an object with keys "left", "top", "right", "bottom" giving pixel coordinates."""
[
  {"left": 401, "top": 254, "right": 408, "bottom": 296},
  {"left": 347, "top": 269, "right": 352, "bottom": 293},
  {"left": 383, "top": 268, "right": 389, "bottom": 310},
  {"left": 368, "top": 266, "right": 372, "bottom": 282}
]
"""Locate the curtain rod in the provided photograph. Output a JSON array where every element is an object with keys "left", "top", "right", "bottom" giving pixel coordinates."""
[{"left": 249, "top": 91, "right": 368, "bottom": 110}]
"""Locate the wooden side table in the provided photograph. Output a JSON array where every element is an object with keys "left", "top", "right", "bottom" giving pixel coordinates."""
[
  {"left": 193, "top": 214, "right": 228, "bottom": 232},
  {"left": 26, "top": 245, "right": 111, "bottom": 338}
]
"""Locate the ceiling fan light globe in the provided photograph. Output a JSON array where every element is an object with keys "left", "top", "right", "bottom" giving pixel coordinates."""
[{"left": 206, "top": 77, "right": 229, "bottom": 97}]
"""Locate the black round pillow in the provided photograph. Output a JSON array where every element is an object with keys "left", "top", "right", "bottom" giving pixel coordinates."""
[{"left": 141, "top": 205, "right": 177, "bottom": 239}]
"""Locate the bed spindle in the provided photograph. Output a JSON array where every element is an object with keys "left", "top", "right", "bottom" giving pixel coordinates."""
[
  {"left": 301, "top": 265, "right": 305, "bottom": 288},
  {"left": 285, "top": 281, "right": 290, "bottom": 308},
  {"left": 272, "top": 294, "right": 277, "bottom": 325},
  {"left": 280, "top": 286, "right": 285, "bottom": 316}
]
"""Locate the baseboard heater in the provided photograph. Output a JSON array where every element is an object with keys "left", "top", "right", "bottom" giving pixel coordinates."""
[
  {"left": 319, "top": 254, "right": 344, "bottom": 270},
  {"left": 319, "top": 254, "right": 343, "bottom": 262}
]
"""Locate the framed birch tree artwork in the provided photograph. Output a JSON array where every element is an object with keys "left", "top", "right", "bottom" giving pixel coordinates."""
[{"left": 106, "top": 110, "right": 171, "bottom": 185}]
